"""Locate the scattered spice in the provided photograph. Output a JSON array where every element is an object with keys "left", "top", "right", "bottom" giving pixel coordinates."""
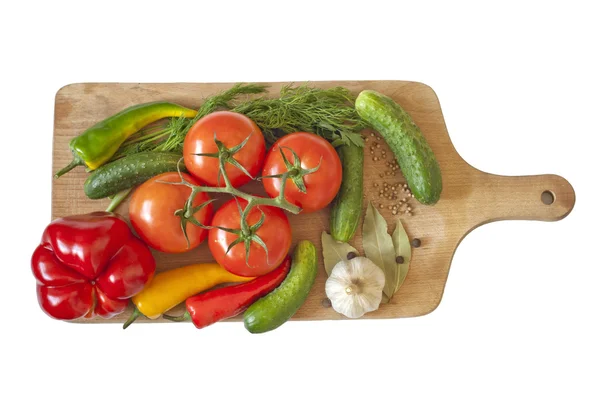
[
  {"left": 396, "top": 256, "right": 404, "bottom": 264},
  {"left": 366, "top": 139, "right": 416, "bottom": 217},
  {"left": 321, "top": 298, "right": 332, "bottom": 308},
  {"left": 347, "top": 252, "right": 357, "bottom": 260},
  {"left": 411, "top": 238, "right": 421, "bottom": 248}
]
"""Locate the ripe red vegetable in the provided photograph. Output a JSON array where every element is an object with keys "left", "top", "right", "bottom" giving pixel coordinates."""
[
  {"left": 183, "top": 111, "right": 266, "bottom": 188},
  {"left": 208, "top": 198, "right": 292, "bottom": 277},
  {"left": 31, "top": 212, "right": 156, "bottom": 320},
  {"left": 164, "top": 256, "right": 291, "bottom": 329},
  {"left": 262, "top": 132, "right": 342, "bottom": 213},
  {"left": 129, "top": 172, "right": 213, "bottom": 253}
]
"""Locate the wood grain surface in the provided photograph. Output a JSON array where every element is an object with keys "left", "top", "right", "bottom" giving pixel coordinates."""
[{"left": 50, "top": 81, "right": 575, "bottom": 324}]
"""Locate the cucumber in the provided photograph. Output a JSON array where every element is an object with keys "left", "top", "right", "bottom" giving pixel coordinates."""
[
  {"left": 244, "top": 240, "right": 317, "bottom": 334},
  {"left": 330, "top": 143, "right": 364, "bottom": 242},
  {"left": 355, "top": 90, "right": 442, "bottom": 205},
  {"left": 84, "top": 152, "right": 186, "bottom": 199}
]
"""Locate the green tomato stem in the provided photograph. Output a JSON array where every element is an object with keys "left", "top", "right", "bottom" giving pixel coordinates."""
[{"left": 105, "top": 188, "right": 133, "bottom": 212}]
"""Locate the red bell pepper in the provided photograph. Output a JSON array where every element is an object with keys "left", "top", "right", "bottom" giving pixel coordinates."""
[
  {"left": 31, "top": 212, "right": 156, "bottom": 320},
  {"left": 163, "top": 256, "right": 291, "bottom": 329}
]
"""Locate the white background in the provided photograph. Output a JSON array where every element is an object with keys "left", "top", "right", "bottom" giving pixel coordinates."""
[{"left": 1, "top": 1, "right": 598, "bottom": 397}]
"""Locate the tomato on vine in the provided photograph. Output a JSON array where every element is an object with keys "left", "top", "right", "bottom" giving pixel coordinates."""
[
  {"left": 183, "top": 111, "right": 266, "bottom": 188},
  {"left": 129, "top": 172, "right": 213, "bottom": 254},
  {"left": 262, "top": 132, "right": 343, "bottom": 213},
  {"left": 208, "top": 198, "right": 292, "bottom": 277}
]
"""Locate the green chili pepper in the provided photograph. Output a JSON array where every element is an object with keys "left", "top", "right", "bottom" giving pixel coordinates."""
[{"left": 55, "top": 101, "right": 197, "bottom": 178}]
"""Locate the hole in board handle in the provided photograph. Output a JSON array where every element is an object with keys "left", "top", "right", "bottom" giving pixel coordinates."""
[{"left": 541, "top": 190, "right": 555, "bottom": 205}]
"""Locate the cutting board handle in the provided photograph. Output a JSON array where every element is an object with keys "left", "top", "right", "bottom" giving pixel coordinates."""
[{"left": 470, "top": 172, "right": 575, "bottom": 224}]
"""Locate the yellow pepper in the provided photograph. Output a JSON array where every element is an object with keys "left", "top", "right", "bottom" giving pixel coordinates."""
[{"left": 123, "top": 263, "right": 253, "bottom": 328}]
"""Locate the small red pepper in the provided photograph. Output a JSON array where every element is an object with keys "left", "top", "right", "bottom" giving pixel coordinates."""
[
  {"left": 31, "top": 212, "right": 156, "bottom": 320},
  {"left": 163, "top": 256, "right": 291, "bottom": 329}
]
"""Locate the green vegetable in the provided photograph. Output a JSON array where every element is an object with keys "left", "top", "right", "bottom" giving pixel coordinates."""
[
  {"left": 361, "top": 202, "right": 397, "bottom": 302},
  {"left": 329, "top": 143, "right": 364, "bottom": 242},
  {"left": 54, "top": 101, "right": 197, "bottom": 178},
  {"left": 83, "top": 152, "right": 186, "bottom": 199},
  {"left": 232, "top": 85, "right": 368, "bottom": 148},
  {"left": 355, "top": 90, "right": 442, "bottom": 205},
  {"left": 321, "top": 232, "right": 359, "bottom": 276},
  {"left": 391, "top": 219, "right": 411, "bottom": 296},
  {"left": 244, "top": 240, "right": 317, "bottom": 333}
]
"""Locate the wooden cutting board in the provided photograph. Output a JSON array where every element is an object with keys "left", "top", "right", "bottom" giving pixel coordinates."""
[{"left": 51, "top": 81, "right": 575, "bottom": 324}]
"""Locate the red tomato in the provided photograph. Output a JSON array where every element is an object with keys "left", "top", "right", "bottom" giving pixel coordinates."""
[
  {"left": 129, "top": 172, "right": 213, "bottom": 253},
  {"left": 262, "top": 132, "right": 342, "bottom": 213},
  {"left": 208, "top": 198, "right": 292, "bottom": 277},
  {"left": 183, "top": 111, "right": 266, "bottom": 188}
]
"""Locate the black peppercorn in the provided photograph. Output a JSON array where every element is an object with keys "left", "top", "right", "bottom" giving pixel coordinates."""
[
  {"left": 411, "top": 238, "right": 421, "bottom": 248},
  {"left": 347, "top": 252, "right": 357, "bottom": 260}
]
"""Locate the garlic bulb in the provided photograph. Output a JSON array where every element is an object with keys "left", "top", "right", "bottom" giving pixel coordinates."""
[{"left": 325, "top": 257, "right": 385, "bottom": 318}]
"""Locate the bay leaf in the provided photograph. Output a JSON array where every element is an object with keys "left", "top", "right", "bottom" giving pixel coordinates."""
[
  {"left": 321, "top": 231, "right": 359, "bottom": 276},
  {"left": 391, "top": 219, "right": 411, "bottom": 297},
  {"left": 362, "top": 202, "right": 397, "bottom": 299},
  {"left": 380, "top": 292, "right": 390, "bottom": 304}
]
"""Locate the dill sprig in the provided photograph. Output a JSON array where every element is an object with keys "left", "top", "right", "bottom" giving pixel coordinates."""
[
  {"left": 232, "top": 85, "right": 367, "bottom": 147},
  {"left": 111, "top": 83, "right": 366, "bottom": 161}
]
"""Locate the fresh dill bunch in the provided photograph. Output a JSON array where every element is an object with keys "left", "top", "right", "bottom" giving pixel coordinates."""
[
  {"left": 112, "top": 83, "right": 367, "bottom": 162},
  {"left": 232, "top": 84, "right": 368, "bottom": 147}
]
